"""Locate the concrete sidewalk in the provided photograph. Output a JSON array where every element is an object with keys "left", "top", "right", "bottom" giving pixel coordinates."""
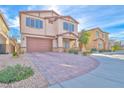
[
  {"left": 49, "top": 56, "right": 124, "bottom": 88},
  {"left": 92, "top": 53, "right": 124, "bottom": 60}
]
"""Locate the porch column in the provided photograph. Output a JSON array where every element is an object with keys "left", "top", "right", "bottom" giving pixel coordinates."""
[
  {"left": 21, "top": 35, "right": 27, "bottom": 53},
  {"left": 52, "top": 39, "right": 57, "bottom": 52},
  {"left": 57, "top": 36, "right": 64, "bottom": 52},
  {"left": 75, "top": 38, "right": 79, "bottom": 48},
  {"left": 58, "top": 36, "right": 63, "bottom": 47},
  {"left": 52, "top": 39, "right": 57, "bottom": 48}
]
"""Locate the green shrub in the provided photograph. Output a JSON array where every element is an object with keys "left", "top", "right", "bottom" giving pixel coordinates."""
[
  {"left": 112, "top": 45, "right": 121, "bottom": 52},
  {"left": 83, "top": 51, "right": 91, "bottom": 56},
  {"left": 99, "top": 50, "right": 105, "bottom": 53},
  {"left": 12, "top": 52, "right": 18, "bottom": 57},
  {"left": 0, "top": 64, "right": 34, "bottom": 83},
  {"left": 99, "top": 50, "right": 112, "bottom": 52},
  {"left": 91, "top": 48, "right": 97, "bottom": 53},
  {"left": 68, "top": 48, "right": 78, "bottom": 54}
]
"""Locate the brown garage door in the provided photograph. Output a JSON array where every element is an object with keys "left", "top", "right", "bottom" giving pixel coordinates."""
[{"left": 27, "top": 37, "right": 52, "bottom": 53}]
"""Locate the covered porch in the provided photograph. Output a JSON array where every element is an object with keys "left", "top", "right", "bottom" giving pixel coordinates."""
[
  {"left": 94, "top": 38, "right": 105, "bottom": 50},
  {"left": 53, "top": 32, "right": 79, "bottom": 52}
]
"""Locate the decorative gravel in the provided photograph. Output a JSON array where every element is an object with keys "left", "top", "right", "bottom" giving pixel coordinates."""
[{"left": 0, "top": 54, "right": 48, "bottom": 88}]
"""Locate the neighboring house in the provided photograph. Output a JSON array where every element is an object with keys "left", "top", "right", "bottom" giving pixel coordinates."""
[
  {"left": 109, "top": 39, "right": 122, "bottom": 50},
  {"left": 79, "top": 28, "right": 109, "bottom": 51},
  {"left": 20, "top": 10, "right": 79, "bottom": 53},
  {"left": 9, "top": 38, "right": 20, "bottom": 53},
  {"left": 108, "top": 39, "right": 114, "bottom": 50},
  {"left": 0, "top": 12, "right": 17, "bottom": 54},
  {"left": 0, "top": 12, "right": 10, "bottom": 54}
]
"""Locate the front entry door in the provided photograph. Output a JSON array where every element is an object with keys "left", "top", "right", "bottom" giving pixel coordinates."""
[{"left": 64, "top": 39, "right": 70, "bottom": 48}]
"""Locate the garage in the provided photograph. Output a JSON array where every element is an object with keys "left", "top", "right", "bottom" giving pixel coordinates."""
[{"left": 27, "top": 37, "right": 52, "bottom": 53}]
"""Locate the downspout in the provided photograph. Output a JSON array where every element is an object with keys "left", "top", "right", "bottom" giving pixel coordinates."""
[{"left": 45, "top": 19, "right": 47, "bottom": 35}]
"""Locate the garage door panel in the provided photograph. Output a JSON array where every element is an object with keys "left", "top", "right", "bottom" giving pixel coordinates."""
[{"left": 27, "top": 37, "right": 52, "bottom": 52}]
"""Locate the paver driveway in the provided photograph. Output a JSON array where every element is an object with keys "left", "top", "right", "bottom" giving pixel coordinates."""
[{"left": 27, "top": 52, "right": 99, "bottom": 86}]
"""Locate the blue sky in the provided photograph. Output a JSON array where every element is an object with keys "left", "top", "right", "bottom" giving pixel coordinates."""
[{"left": 0, "top": 5, "right": 124, "bottom": 42}]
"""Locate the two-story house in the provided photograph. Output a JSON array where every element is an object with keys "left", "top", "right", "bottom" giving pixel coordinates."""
[
  {"left": 0, "top": 12, "right": 10, "bottom": 54},
  {"left": 20, "top": 10, "right": 79, "bottom": 53},
  {"left": 79, "top": 28, "right": 109, "bottom": 51}
]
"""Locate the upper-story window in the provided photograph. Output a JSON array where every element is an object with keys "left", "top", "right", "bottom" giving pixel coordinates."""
[
  {"left": 96, "top": 31, "right": 99, "bottom": 38},
  {"left": 36, "top": 19, "right": 43, "bottom": 28},
  {"left": 63, "top": 22, "right": 68, "bottom": 30},
  {"left": 26, "top": 17, "right": 31, "bottom": 27},
  {"left": 69, "top": 23, "right": 74, "bottom": 32},
  {"left": 63, "top": 22, "right": 74, "bottom": 32},
  {"left": 26, "top": 17, "right": 43, "bottom": 29},
  {"left": 102, "top": 33, "right": 106, "bottom": 38}
]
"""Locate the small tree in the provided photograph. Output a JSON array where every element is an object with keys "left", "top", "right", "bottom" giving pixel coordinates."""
[
  {"left": 112, "top": 45, "right": 121, "bottom": 52},
  {"left": 79, "top": 30, "right": 90, "bottom": 52}
]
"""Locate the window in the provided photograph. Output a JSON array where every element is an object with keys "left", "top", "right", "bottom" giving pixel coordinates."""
[
  {"left": 26, "top": 17, "right": 31, "bottom": 27},
  {"left": 96, "top": 31, "right": 99, "bottom": 38},
  {"left": 70, "top": 24, "right": 74, "bottom": 32},
  {"left": 39, "top": 20, "right": 43, "bottom": 28},
  {"left": 63, "top": 22, "right": 68, "bottom": 30},
  {"left": 68, "top": 24, "right": 71, "bottom": 32},
  {"left": 35, "top": 19, "right": 39, "bottom": 28},
  {"left": 35, "top": 20, "right": 43, "bottom": 28},
  {"left": 63, "top": 22, "right": 74, "bottom": 32},
  {"left": 31, "top": 19, "right": 35, "bottom": 27},
  {"left": 26, "top": 17, "right": 43, "bottom": 29}
]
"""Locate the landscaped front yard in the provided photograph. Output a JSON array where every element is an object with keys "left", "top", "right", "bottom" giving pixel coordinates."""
[
  {"left": 0, "top": 52, "right": 99, "bottom": 88},
  {"left": 0, "top": 54, "right": 48, "bottom": 88},
  {"left": 0, "top": 52, "right": 124, "bottom": 88}
]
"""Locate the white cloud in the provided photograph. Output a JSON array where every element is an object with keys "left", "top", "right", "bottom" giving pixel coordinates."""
[
  {"left": 0, "top": 7, "right": 19, "bottom": 29},
  {"left": 8, "top": 16, "right": 19, "bottom": 28},
  {"left": 47, "top": 5, "right": 62, "bottom": 14},
  {"left": 0, "top": 8, "right": 9, "bottom": 21},
  {"left": 77, "top": 18, "right": 90, "bottom": 31},
  {"left": 109, "top": 30, "right": 124, "bottom": 40},
  {"left": 100, "top": 19, "right": 124, "bottom": 28}
]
